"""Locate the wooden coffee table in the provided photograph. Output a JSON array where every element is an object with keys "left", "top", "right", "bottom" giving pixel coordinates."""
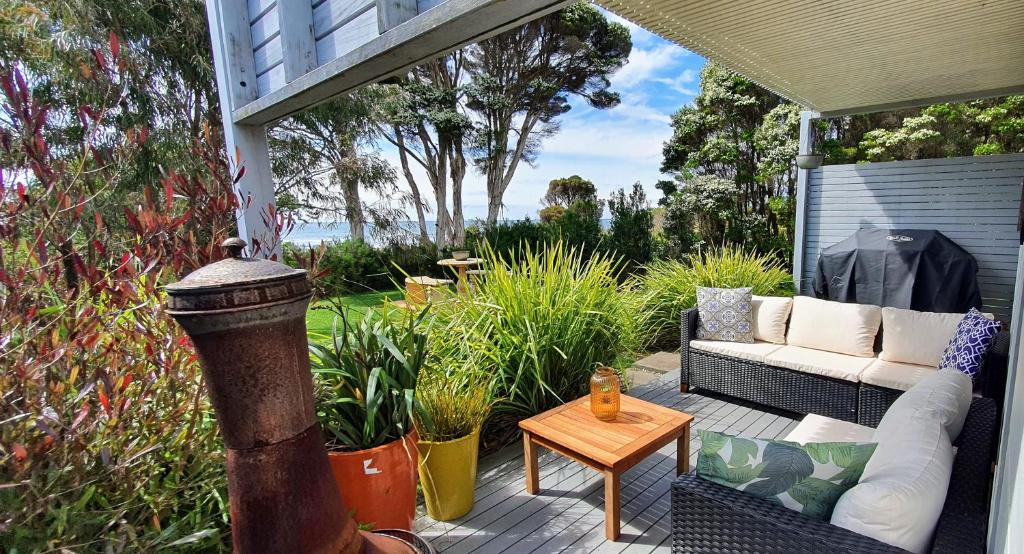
[{"left": 518, "top": 394, "right": 694, "bottom": 540}]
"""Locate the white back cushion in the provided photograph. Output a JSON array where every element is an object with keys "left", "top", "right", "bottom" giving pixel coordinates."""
[
  {"left": 786, "top": 297, "right": 881, "bottom": 357},
  {"left": 751, "top": 296, "right": 792, "bottom": 344},
  {"left": 876, "top": 368, "right": 973, "bottom": 442},
  {"left": 879, "top": 307, "right": 962, "bottom": 367},
  {"left": 831, "top": 413, "right": 953, "bottom": 554}
]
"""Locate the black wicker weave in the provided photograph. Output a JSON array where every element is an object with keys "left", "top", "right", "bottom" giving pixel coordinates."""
[
  {"left": 671, "top": 397, "right": 998, "bottom": 554},
  {"left": 682, "top": 308, "right": 1011, "bottom": 425},
  {"left": 857, "top": 384, "right": 903, "bottom": 427},
  {"left": 681, "top": 308, "right": 858, "bottom": 422}
]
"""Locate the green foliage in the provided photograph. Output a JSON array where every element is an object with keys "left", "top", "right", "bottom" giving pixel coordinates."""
[
  {"left": 466, "top": 2, "right": 632, "bottom": 222},
  {"left": 538, "top": 205, "right": 566, "bottom": 222},
  {"left": 285, "top": 239, "right": 447, "bottom": 298},
  {"left": 428, "top": 242, "right": 645, "bottom": 444},
  {"left": 309, "top": 307, "right": 429, "bottom": 451},
  {"left": 660, "top": 64, "right": 798, "bottom": 264},
  {"left": 606, "top": 183, "right": 654, "bottom": 273},
  {"left": 630, "top": 246, "right": 795, "bottom": 346},
  {"left": 544, "top": 175, "right": 598, "bottom": 208},
  {"left": 852, "top": 96, "right": 1024, "bottom": 161},
  {"left": 270, "top": 87, "right": 401, "bottom": 240},
  {"left": 547, "top": 200, "right": 604, "bottom": 260}
]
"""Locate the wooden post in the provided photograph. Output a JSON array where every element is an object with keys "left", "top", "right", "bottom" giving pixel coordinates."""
[
  {"left": 604, "top": 469, "right": 620, "bottom": 540},
  {"left": 523, "top": 431, "right": 539, "bottom": 495},
  {"left": 791, "top": 110, "right": 819, "bottom": 293},
  {"left": 677, "top": 424, "right": 690, "bottom": 475},
  {"left": 206, "top": 0, "right": 280, "bottom": 258}
]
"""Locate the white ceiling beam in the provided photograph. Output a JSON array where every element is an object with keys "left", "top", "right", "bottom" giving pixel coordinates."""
[{"left": 232, "top": 0, "right": 571, "bottom": 126}]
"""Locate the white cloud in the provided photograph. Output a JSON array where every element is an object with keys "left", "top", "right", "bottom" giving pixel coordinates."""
[
  {"left": 653, "top": 69, "right": 699, "bottom": 96},
  {"left": 611, "top": 43, "right": 684, "bottom": 89}
]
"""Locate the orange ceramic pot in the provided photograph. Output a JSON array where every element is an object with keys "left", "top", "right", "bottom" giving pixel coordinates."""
[{"left": 327, "top": 432, "right": 418, "bottom": 531}]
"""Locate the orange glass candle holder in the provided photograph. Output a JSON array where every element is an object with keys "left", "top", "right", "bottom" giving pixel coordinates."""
[{"left": 590, "top": 366, "right": 621, "bottom": 421}]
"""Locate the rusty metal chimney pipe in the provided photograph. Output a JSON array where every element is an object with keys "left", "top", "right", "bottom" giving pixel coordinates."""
[{"left": 165, "top": 238, "right": 417, "bottom": 554}]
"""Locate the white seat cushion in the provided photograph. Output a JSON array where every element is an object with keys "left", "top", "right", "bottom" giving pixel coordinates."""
[
  {"left": 831, "top": 412, "right": 954, "bottom": 554},
  {"left": 751, "top": 295, "right": 792, "bottom": 344},
  {"left": 689, "top": 340, "right": 783, "bottom": 363},
  {"left": 784, "top": 413, "right": 875, "bottom": 445},
  {"left": 861, "top": 359, "right": 938, "bottom": 392},
  {"left": 787, "top": 297, "right": 881, "bottom": 358},
  {"left": 763, "top": 345, "right": 874, "bottom": 382},
  {"left": 876, "top": 368, "right": 973, "bottom": 442}
]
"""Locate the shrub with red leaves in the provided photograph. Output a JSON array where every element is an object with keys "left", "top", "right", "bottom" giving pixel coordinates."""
[{"left": 1, "top": 36, "right": 242, "bottom": 551}]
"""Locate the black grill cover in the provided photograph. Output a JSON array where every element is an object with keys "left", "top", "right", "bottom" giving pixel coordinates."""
[{"left": 812, "top": 229, "right": 982, "bottom": 313}]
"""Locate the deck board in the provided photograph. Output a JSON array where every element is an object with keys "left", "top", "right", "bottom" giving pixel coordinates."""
[{"left": 416, "top": 371, "right": 801, "bottom": 553}]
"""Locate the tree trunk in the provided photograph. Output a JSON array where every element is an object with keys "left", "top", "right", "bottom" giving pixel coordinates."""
[
  {"left": 393, "top": 126, "right": 431, "bottom": 244},
  {"left": 434, "top": 136, "right": 452, "bottom": 247},
  {"left": 342, "top": 176, "right": 365, "bottom": 242},
  {"left": 450, "top": 139, "right": 467, "bottom": 245}
]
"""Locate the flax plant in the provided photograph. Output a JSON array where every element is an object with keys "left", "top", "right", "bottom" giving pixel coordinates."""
[
  {"left": 309, "top": 306, "right": 430, "bottom": 451},
  {"left": 428, "top": 242, "right": 645, "bottom": 432},
  {"left": 630, "top": 246, "right": 796, "bottom": 346}
]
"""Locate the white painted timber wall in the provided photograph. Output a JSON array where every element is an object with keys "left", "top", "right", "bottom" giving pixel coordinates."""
[
  {"left": 250, "top": 0, "right": 385, "bottom": 97},
  {"left": 801, "top": 153, "right": 1024, "bottom": 321}
]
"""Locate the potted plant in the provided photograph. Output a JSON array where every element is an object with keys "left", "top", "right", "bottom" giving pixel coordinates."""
[
  {"left": 414, "top": 371, "right": 494, "bottom": 521},
  {"left": 796, "top": 153, "right": 824, "bottom": 169},
  {"left": 309, "top": 306, "right": 429, "bottom": 531}
]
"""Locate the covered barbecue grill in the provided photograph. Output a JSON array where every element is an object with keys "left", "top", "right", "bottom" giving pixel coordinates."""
[{"left": 812, "top": 228, "right": 982, "bottom": 313}]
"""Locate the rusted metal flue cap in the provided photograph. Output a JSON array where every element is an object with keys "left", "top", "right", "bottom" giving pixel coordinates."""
[{"left": 165, "top": 238, "right": 310, "bottom": 314}]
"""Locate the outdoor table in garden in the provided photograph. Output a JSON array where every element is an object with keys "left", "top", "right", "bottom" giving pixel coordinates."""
[
  {"left": 437, "top": 257, "right": 483, "bottom": 294},
  {"left": 518, "top": 394, "right": 694, "bottom": 541}
]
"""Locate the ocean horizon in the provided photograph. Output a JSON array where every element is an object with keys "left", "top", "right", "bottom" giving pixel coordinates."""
[{"left": 285, "top": 218, "right": 612, "bottom": 247}]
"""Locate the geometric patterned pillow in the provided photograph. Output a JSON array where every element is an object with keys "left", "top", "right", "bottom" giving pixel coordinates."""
[
  {"left": 696, "top": 287, "right": 754, "bottom": 343},
  {"left": 938, "top": 308, "right": 1001, "bottom": 378},
  {"left": 696, "top": 430, "right": 877, "bottom": 521}
]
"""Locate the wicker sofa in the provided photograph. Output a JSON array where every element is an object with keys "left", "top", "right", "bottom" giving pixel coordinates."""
[
  {"left": 680, "top": 303, "right": 1009, "bottom": 426},
  {"left": 670, "top": 394, "right": 998, "bottom": 553}
]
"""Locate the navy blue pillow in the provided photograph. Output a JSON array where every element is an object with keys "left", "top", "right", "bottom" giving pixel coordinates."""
[{"left": 939, "top": 308, "right": 1000, "bottom": 377}]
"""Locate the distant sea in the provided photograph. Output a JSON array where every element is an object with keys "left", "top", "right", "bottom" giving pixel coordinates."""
[
  {"left": 285, "top": 220, "right": 430, "bottom": 247},
  {"left": 286, "top": 218, "right": 613, "bottom": 248}
]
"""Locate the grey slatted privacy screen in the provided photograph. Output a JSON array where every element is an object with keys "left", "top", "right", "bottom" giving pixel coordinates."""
[{"left": 802, "top": 153, "right": 1024, "bottom": 321}]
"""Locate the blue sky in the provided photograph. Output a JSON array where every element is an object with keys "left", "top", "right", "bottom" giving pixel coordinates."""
[{"left": 378, "top": 10, "right": 705, "bottom": 222}]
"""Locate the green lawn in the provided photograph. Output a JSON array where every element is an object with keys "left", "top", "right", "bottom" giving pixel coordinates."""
[{"left": 307, "top": 289, "right": 403, "bottom": 341}]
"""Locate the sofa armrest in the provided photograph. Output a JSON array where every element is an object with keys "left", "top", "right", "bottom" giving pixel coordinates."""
[
  {"left": 680, "top": 308, "right": 699, "bottom": 389},
  {"left": 931, "top": 397, "right": 997, "bottom": 554},
  {"left": 979, "top": 330, "right": 1009, "bottom": 409},
  {"left": 671, "top": 474, "right": 908, "bottom": 553}
]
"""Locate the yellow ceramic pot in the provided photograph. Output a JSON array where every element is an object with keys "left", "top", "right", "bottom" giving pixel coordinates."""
[{"left": 416, "top": 428, "right": 480, "bottom": 521}]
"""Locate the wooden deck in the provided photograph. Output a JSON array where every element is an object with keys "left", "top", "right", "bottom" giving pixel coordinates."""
[{"left": 414, "top": 370, "right": 801, "bottom": 553}]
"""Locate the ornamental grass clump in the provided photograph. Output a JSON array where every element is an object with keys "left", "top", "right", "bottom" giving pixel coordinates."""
[
  {"left": 415, "top": 380, "right": 493, "bottom": 443},
  {"left": 428, "top": 242, "right": 644, "bottom": 443},
  {"left": 631, "top": 246, "right": 796, "bottom": 346}
]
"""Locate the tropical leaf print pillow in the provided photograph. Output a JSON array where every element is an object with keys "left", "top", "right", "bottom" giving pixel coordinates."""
[{"left": 696, "top": 430, "right": 877, "bottom": 520}]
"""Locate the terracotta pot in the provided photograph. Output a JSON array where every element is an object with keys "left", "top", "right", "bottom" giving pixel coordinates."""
[{"left": 328, "top": 432, "right": 418, "bottom": 531}]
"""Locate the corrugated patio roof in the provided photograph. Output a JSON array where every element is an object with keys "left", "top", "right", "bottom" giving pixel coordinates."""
[{"left": 597, "top": 0, "right": 1024, "bottom": 116}]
